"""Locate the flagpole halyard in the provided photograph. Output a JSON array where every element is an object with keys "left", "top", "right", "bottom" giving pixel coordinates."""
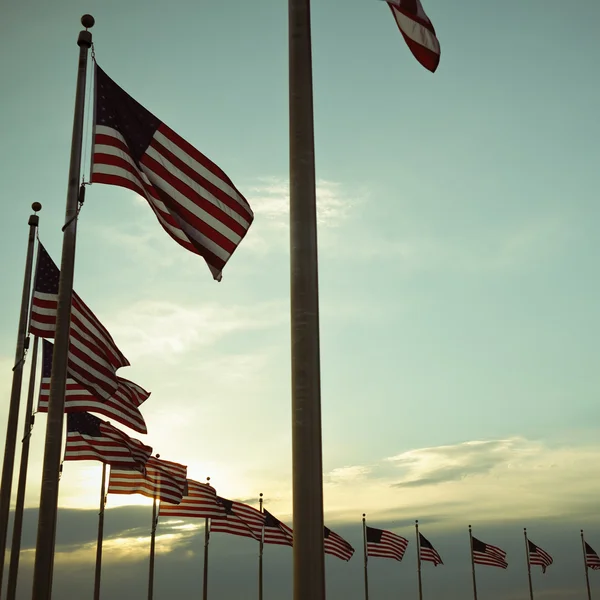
[{"left": 31, "top": 16, "right": 94, "bottom": 599}]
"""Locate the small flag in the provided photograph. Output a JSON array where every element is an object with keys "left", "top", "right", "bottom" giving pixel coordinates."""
[
  {"left": 108, "top": 456, "right": 187, "bottom": 505},
  {"left": 366, "top": 526, "right": 409, "bottom": 562},
  {"left": 91, "top": 64, "right": 254, "bottom": 281},
  {"left": 471, "top": 536, "right": 508, "bottom": 569},
  {"left": 158, "top": 479, "right": 224, "bottom": 519},
  {"left": 386, "top": 0, "right": 441, "bottom": 72},
  {"left": 38, "top": 340, "right": 148, "bottom": 434},
  {"left": 585, "top": 541, "right": 600, "bottom": 570},
  {"left": 30, "top": 243, "right": 129, "bottom": 401},
  {"left": 324, "top": 527, "right": 355, "bottom": 561},
  {"left": 263, "top": 509, "right": 294, "bottom": 547},
  {"left": 64, "top": 412, "right": 151, "bottom": 470},
  {"left": 210, "top": 498, "right": 264, "bottom": 541},
  {"left": 528, "top": 540, "right": 553, "bottom": 573},
  {"left": 419, "top": 532, "right": 443, "bottom": 566}
]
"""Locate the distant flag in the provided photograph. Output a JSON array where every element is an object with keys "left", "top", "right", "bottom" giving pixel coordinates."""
[
  {"left": 158, "top": 479, "right": 223, "bottom": 519},
  {"left": 324, "top": 527, "right": 355, "bottom": 561},
  {"left": 210, "top": 498, "right": 264, "bottom": 540},
  {"left": 471, "top": 536, "right": 508, "bottom": 569},
  {"left": 91, "top": 64, "right": 254, "bottom": 281},
  {"left": 386, "top": 0, "right": 441, "bottom": 72},
  {"left": 64, "top": 412, "right": 151, "bottom": 470},
  {"left": 366, "top": 526, "right": 409, "bottom": 561},
  {"left": 263, "top": 509, "right": 294, "bottom": 547},
  {"left": 38, "top": 340, "right": 149, "bottom": 434},
  {"left": 585, "top": 541, "right": 600, "bottom": 570},
  {"left": 29, "top": 243, "right": 129, "bottom": 400},
  {"left": 108, "top": 456, "right": 187, "bottom": 505},
  {"left": 419, "top": 532, "right": 443, "bottom": 566},
  {"left": 527, "top": 540, "right": 553, "bottom": 573}
]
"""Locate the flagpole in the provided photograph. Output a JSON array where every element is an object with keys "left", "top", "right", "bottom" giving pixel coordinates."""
[
  {"left": 581, "top": 530, "right": 592, "bottom": 600},
  {"left": 416, "top": 520, "right": 423, "bottom": 600},
  {"left": 93, "top": 463, "right": 108, "bottom": 600},
  {"left": 5, "top": 333, "right": 40, "bottom": 600},
  {"left": 0, "top": 203, "right": 41, "bottom": 590},
  {"left": 31, "top": 15, "right": 94, "bottom": 599},
  {"left": 362, "top": 514, "right": 369, "bottom": 600},
  {"left": 288, "top": 0, "right": 325, "bottom": 596},
  {"left": 148, "top": 495, "right": 158, "bottom": 600},
  {"left": 524, "top": 528, "right": 534, "bottom": 600},
  {"left": 202, "top": 476, "right": 211, "bottom": 600},
  {"left": 468, "top": 525, "right": 478, "bottom": 600},
  {"left": 259, "top": 493, "right": 264, "bottom": 600}
]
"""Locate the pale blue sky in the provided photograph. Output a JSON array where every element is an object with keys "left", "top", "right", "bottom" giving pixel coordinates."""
[{"left": 1, "top": 0, "right": 600, "bottom": 598}]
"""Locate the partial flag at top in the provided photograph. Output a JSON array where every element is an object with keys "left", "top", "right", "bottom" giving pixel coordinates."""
[
  {"left": 585, "top": 541, "right": 600, "bottom": 570},
  {"left": 527, "top": 540, "right": 553, "bottom": 574},
  {"left": 91, "top": 64, "right": 254, "bottom": 281},
  {"left": 386, "top": 0, "right": 441, "bottom": 72}
]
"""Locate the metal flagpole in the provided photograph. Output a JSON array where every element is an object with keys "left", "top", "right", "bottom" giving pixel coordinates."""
[
  {"left": 148, "top": 495, "right": 158, "bottom": 600},
  {"left": 468, "top": 525, "right": 478, "bottom": 600},
  {"left": 6, "top": 333, "right": 40, "bottom": 600},
  {"left": 202, "top": 477, "right": 211, "bottom": 600},
  {"left": 581, "top": 530, "right": 592, "bottom": 600},
  {"left": 524, "top": 528, "right": 534, "bottom": 600},
  {"left": 31, "top": 15, "right": 95, "bottom": 599},
  {"left": 93, "top": 463, "right": 108, "bottom": 600},
  {"left": 288, "top": 0, "right": 325, "bottom": 597},
  {"left": 259, "top": 493, "right": 264, "bottom": 600},
  {"left": 416, "top": 520, "right": 423, "bottom": 600},
  {"left": 362, "top": 515, "right": 369, "bottom": 600},
  {"left": 0, "top": 203, "right": 41, "bottom": 590}
]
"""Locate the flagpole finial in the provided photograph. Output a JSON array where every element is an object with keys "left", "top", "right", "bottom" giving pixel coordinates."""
[
  {"left": 259, "top": 492, "right": 263, "bottom": 497},
  {"left": 155, "top": 453, "right": 160, "bottom": 459},
  {"left": 206, "top": 476, "right": 210, "bottom": 482},
  {"left": 81, "top": 14, "right": 95, "bottom": 29},
  {"left": 31, "top": 202, "right": 42, "bottom": 213},
  {"left": 362, "top": 513, "right": 365, "bottom": 518}
]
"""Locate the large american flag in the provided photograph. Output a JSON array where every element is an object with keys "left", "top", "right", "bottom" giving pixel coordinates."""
[
  {"left": 585, "top": 541, "right": 600, "bottom": 570},
  {"left": 471, "top": 536, "right": 508, "bottom": 569},
  {"left": 158, "top": 479, "right": 223, "bottom": 519},
  {"left": 210, "top": 498, "right": 264, "bottom": 541},
  {"left": 366, "top": 526, "right": 409, "bottom": 562},
  {"left": 38, "top": 339, "right": 148, "bottom": 434},
  {"left": 64, "top": 412, "right": 151, "bottom": 470},
  {"left": 527, "top": 539, "right": 553, "bottom": 573},
  {"left": 324, "top": 527, "right": 355, "bottom": 562},
  {"left": 107, "top": 456, "right": 187, "bottom": 505},
  {"left": 263, "top": 509, "right": 293, "bottom": 547},
  {"left": 29, "top": 242, "right": 129, "bottom": 401},
  {"left": 386, "top": 0, "right": 440, "bottom": 72},
  {"left": 91, "top": 64, "right": 254, "bottom": 281},
  {"left": 419, "top": 532, "right": 443, "bottom": 566}
]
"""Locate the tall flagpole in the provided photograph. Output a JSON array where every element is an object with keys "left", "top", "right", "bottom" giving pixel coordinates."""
[
  {"left": 148, "top": 496, "right": 158, "bottom": 600},
  {"left": 0, "top": 203, "right": 41, "bottom": 590},
  {"left": 581, "top": 530, "right": 592, "bottom": 600},
  {"left": 259, "top": 493, "right": 264, "bottom": 600},
  {"left": 362, "top": 514, "right": 369, "bottom": 600},
  {"left": 468, "top": 525, "right": 478, "bottom": 600},
  {"left": 288, "top": 0, "right": 325, "bottom": 597},
  {"left": 93, "top": 463, "right": 108, "bottom": 600},
  {"left": 524, "top": 528, "right": 534, "bottom": 600},
  {"left": 202, "top": 476, "right": 211, "bottom": 600},
  {"left": 416, "top": 520, "right": 423, "bottom": 600},
  {"left": 6, "top": 333, "right": 40, "bottom": 600},
  {"left": 31, "top": 15, "right": 94, "bottom": 599}
]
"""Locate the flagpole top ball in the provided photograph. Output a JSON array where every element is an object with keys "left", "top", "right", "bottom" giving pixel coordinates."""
[
  {"left": 81, "top": 14, "right": 95, "bottom": 29},
  {"left": 31, "top": 202, "right": 42, "bottom": 213}
]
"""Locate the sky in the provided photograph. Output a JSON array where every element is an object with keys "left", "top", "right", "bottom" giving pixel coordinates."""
[{"left": 1, "top": 0, "right": 600, "bottom": 598}]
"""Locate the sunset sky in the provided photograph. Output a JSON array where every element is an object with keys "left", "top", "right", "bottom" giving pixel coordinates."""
[{"left": 1, "top": 0, "right": 600, "bottom": 598}]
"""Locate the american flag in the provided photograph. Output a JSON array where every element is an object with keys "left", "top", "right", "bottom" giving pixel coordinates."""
[
  {"left": 527, "top": 540, "right": 553, "bottom": 573},
  {"left": 210, "top": 498, "right": 264, "bottom": 541},
  {"left": 386, "top": 0, "right": 441, "bottom": 72},
  {"left": 471, "top": 536, "right": 508, "bottom": 569},
  {"left": 158, "top": 479, "right": 223, "bottom": 519},
  {"left": 366, "top": 526, "right": 409, "bottom": 562},
  {"left": 38, "top": 339, "right": 148, "bottom": 434},
  {"left": 324, "top": 527, "right": 355, "bottom": 562},
  {"left": 419, "top": 532, "right": 443, "bottom": 566},
  {"left": 91, "top": 64, "right": 254, "bottom": 281},
  {"left": 585, "top": 541, "right": 600, "bottom": 570},
  {"left": 29, "top": 242, "right": 129, "bottom": 401},
  {"left": 107, "top": 456, "right": 187, "bottom": 505},
  {"left": 64, "top": 412, "right": 151, "bottom": 470},
  {"left": 263, "top": 509, "right": 293, "bottom": 547}
]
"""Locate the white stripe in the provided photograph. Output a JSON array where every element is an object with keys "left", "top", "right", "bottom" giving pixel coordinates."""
[{"left": 391, "top": 8, "right": 440, "bottom": 54}]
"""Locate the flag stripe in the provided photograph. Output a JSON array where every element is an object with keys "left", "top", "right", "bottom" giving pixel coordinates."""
[
  {"left": 585, "top": 542, "right": 600, "bottom": 570},
  {"left": 528, "top": 540, "right": 553, "bottom": 572},
  {"left": 159, "top": 480, "right": 223, "bottom": 519},
  {"left": 324, "top": 528, "right": 354, "bottom": 561},
  {"left": 472, "top": 537, "right": 508, "bottom": 569},
  {"left": 263, "top": 510, "right": 294, "bottom": 547},
  {"left": 366, "top": 528, "right": 408, "bottom": 562}
]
